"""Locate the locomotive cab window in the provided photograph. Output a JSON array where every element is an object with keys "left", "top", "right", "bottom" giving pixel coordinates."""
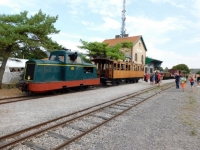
[
  {"left": 84, "top": 67, "right": 93, "bottom": 73},
  {"left": 58, "top": 55, "right": 65, "bottom": 62},
  {"left": 49, "top": 55, "right": 56, "bottom": 60},
  {"left": 76, "top": 56, "right": 82, "bottom": 63}
]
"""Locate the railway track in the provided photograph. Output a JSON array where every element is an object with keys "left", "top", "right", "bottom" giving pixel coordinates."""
[
  {"left": 0, "top": 86, "right": 99, "bottom": 105},
  {"left": 0, "top": 83, "right": 174, "bottom": 149}
]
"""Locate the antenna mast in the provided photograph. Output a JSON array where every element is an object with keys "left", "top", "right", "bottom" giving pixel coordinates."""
[{"left": 121, "top": 0, "right": 126, "bottom": 38}]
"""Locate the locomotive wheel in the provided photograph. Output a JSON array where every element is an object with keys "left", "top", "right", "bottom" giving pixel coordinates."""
[{"left": 80, "top": 86, "right": 87, "bottom": 91}]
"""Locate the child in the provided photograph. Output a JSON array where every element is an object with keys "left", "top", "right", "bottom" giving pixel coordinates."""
[{"left": 180, "top": 76, "right": 186, "bottom": 92}]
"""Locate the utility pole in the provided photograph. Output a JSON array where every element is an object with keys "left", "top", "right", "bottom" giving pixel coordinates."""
[{"left": 121, "top": 0, "right": 126, "bottom": 38}]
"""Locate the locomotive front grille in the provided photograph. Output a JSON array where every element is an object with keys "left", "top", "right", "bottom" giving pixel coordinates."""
[{"left": 25, "top": 63, "right": 35, "bottom": 80}]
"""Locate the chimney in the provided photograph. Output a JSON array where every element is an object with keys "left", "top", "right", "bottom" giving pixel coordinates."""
[
  {"left": 124, "top": 34, "right": 129, "bottom": 37},
  {"left": 115, "top": 35, "right": 121, "bottom": 38}
]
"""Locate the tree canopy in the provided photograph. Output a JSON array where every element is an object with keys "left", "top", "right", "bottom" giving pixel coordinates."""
[
  {"left": 164, "top": 67, "right": 169, "bottom": 72},
  {"left": 196, "top": 70, "right": 200, "bottom": 74},
  {"left": 172, "top": 64, "right": 190, "bottom": 74},
  {"left": 78, "top": 39, "right": 133, "bottom": 60},
  {"left": 0, "top": 10, "right": 62, "bottom": 88}
]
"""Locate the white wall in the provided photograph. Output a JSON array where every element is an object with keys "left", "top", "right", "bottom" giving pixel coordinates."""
[
  {"left": 1, "top": 58, "right": 27, "bottom": 83},
  {"left": 2, "top": 72, "right": 23, "bottom": 83}
]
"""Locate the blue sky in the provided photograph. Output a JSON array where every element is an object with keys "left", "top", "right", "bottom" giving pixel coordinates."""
[{"left": 0, "top": 0, "right": 200, "bottom": 69}]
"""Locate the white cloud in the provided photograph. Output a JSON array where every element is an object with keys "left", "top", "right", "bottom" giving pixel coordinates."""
[
  {"left": 150, "top": 0, "right": 185, "bottom": 8},
  {"left": 126, "top": 15, "right": 186, "bottom": 36},
  {"left": 147, "top": 46, "right": 198, "bottom": 69},
  {"left": 88, "top": 17, "right": 121, "bottom": 31},
  {"left": 68, "top": 0, "right": 122, "bottom": 18}
]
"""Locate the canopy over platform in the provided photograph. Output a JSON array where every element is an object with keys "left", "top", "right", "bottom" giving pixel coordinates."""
[{"left": 145, "top": 57, "right": 163, "bottom": 68}]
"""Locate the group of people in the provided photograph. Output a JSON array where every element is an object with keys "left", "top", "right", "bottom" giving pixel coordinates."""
[
  {"left": 175, "top": 73, "right": 198, "bottom": 92},
  {"left": 144, "top": 72, "right": 161, "bottom": 86},
  {"left": 144, "top": 71, "right": 200, "bottom": 92}
]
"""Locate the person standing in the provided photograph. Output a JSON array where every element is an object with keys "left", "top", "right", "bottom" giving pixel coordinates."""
[
  {"left": 190, "top": 75, "right": 195, "bottom": 92},
  {"left": 196, "top": 75, "right": 200, "bottom": 87},
  {"left": 150, "top": 73, "right": 153, "bottom": 85},
  {"left": 152, "top": 73, "right": 155, "bottom": 85},
  {"left": 175, "top": 73, "right": 181, "bottom": 89},
  {"left": 145, "top": 73, "right": 149, "bottom": 83},
  {"left": 155, "top": 72, "right": 158, "bottom": 84},
  {"left": 180, "top": 76, "right": 187, "bottom": 92},
  {"left": 144, "top": 74, "right": 146, "bottom": 82},
  {"left": 157, "top": 72, "right": 161, "bottom": 87}
]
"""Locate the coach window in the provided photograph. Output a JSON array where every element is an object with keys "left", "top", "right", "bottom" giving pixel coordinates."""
[
  {"left": 125, "top": 64, "right": 127, "bottom": 70},
  {"left": 114, "top": 63, "right": 116, "bottom": 70},
  {"left": 117, "top": 63, "right": 120, "bottom": 70},
  {"left": 121, "top": 64, "right": 125, "bottom": 70}
]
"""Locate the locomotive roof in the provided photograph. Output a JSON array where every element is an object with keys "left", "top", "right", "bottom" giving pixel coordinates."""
[{"left": 50, "top": 50, "right": 79, "bottom": 55}]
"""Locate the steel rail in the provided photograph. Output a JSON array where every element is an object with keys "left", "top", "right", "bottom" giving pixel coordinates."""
[{"left": 0, "top": 83, "right": 173, "bottom": 149}]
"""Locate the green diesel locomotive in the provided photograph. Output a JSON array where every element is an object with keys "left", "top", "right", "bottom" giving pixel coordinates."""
[{"left": 18, "top": 50, "right": 100, "bottom": 93}]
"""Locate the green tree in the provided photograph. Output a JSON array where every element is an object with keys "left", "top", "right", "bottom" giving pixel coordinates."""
[
  {"left": 159, "top": 66, "right": 164, "bottom": 71},
  {"left": 0, "top": 10, "right": 62, "bottom": 88},
  {"left": 172, "top": 64, "right": 190, "bottom": 74},
  {"left": 164, "top": 67, "right": 169, "bottom": 72},
  {"left": 196, "top": 70, "right": 200, "bottom": 74},
  {"left": 78, "top": 40, "right": 132, "bottom": 60}
]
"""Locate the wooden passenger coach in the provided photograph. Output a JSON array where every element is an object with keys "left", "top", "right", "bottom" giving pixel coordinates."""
[{"left": 92, "top": 58, "right": 144, "bottom": 85}]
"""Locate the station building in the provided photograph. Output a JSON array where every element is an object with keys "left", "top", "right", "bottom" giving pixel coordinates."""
[
  {"left": 103, "top": 35, "right": 147, "bottom": 66},
  {"left": 103, "top": 35, "right": 162, "bottom": 73}
]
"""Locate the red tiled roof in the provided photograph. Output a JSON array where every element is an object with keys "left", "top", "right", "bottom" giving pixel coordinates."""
[{"left": 102, "top": 35, "right": 141, "bottom": 47}]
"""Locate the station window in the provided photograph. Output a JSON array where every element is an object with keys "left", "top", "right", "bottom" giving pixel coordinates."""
[
  {"left": 141, "top": 55, "right": 143, "bottom": 64},
  {"left": 135, "top": 53, "right": 137, "bottom": 61},
  {"left": 150, "top": 68, "right": 153, "bottom": 73}
]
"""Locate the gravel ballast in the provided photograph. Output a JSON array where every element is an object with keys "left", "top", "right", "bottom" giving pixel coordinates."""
[{"left": 0, "top": 79, "right": 199, "bottom": 150}]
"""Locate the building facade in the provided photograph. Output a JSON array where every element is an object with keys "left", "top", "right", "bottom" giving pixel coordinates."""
[{"left": 103, "top": 35, "right": 147, "bottom": 65}]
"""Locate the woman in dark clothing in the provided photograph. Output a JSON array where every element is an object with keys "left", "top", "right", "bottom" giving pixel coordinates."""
[{"left": 175, "top": 73, "right": 181, "bottom": 89}]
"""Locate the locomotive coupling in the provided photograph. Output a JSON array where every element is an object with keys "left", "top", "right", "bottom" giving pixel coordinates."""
[{"left": 16, "top": 82, "right": 29, "bottom": 93}]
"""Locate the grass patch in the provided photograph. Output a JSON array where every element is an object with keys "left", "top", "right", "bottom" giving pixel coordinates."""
[
  {"left": 179, "top": 95, "right": 199, "bottom": 136},
  {"left": 191, "top": 128, "right": 197, "bottom": 136},
  {"left": 188, "top": 96, "right": 196, "bottom": 105}
]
